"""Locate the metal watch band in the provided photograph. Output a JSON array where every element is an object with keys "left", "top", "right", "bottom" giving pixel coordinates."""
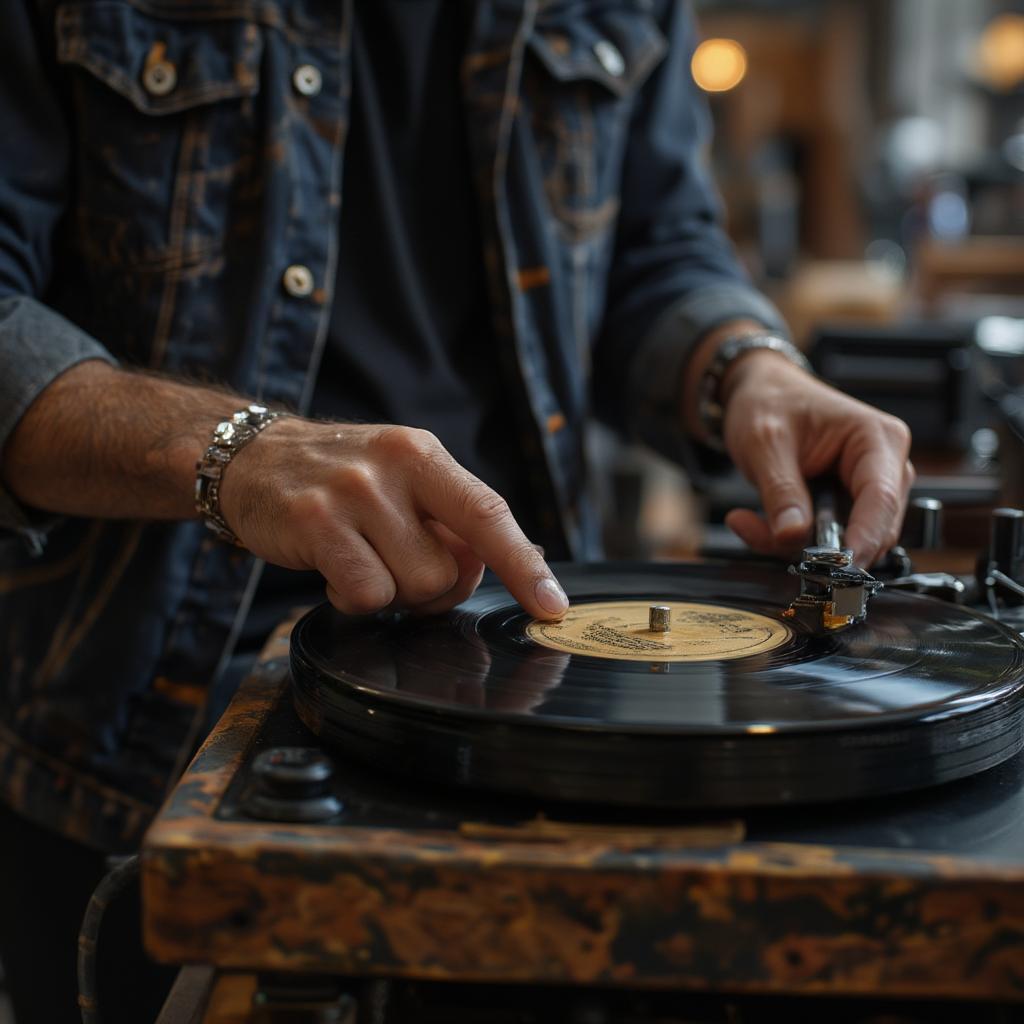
[
  {"left": 195, "top": 404, "right": 285, "bottom": 546},
  {"left": 697, "top": 333, "right": 812, "bottom": 452}
]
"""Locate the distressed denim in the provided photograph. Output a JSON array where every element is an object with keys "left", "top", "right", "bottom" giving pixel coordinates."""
[{"left": 0, "top": 0, "right": 785, "bottom": 850}]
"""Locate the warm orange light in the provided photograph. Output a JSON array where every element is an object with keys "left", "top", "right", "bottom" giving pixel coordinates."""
[
  {"left": 691, "top": 38, "right": 748, "bottom": 93},
  {"left": 976, "top": 14, "right": 1024, "bottom": 91}
]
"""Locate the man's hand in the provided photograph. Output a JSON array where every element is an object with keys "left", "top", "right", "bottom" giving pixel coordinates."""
[
  {"left": 217, "top": 419, "right": 568, "bottom": 618},
  {"left": 2, "top": 361, "right": 569, "bottom": 619},
  {"left": 720, "top": 350, "right": 914, "bottom": 567}
]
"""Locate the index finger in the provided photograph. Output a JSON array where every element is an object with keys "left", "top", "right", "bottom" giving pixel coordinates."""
[
  {"left": 415, "top": 457, "right": 569, "bottom": 620},
  {"left": 843, "top": 447, "right": 912, "bottom": 567}
]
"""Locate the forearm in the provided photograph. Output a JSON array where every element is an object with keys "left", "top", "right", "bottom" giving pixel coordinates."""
[
  {"left": 1, "top": 359, "right": 241, "bottom": 521},
  {"left": 0, "top": 358, "right": 570, "bottom": 618}
]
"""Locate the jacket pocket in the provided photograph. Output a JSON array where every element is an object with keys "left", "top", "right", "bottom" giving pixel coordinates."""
[
  {"left": 524, "top": 2, "right": 667, "bottom": 242},
  {"left": 56, "top": 1, "right": 262, "bottom": 115},
  {"left": 55, "top": 2, "right": 263, "bottom": 275}
]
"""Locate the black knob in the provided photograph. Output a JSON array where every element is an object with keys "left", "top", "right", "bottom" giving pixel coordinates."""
[
  {"left": 990, "top": 507, "right": 1024, "bottom": 583},
  {"left": 243, "top": 746, "right": 342, "bottom": 823},
  {"left": 901, "top": 497, "right": 943, "bottom": 550}
]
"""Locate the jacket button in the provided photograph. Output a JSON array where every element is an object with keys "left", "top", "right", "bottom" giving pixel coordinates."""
[
  {"left": 593, "top": 39, "right": 625, "bottom": 78},
  {"left": 282, "top": 264, "right": 314, "bottom": 297},
  {"left": 142, "top": 58, "right": 177, "bottom": 96},
  {"left": 292, "top": 64, "right": 322, "bottom": 97}
]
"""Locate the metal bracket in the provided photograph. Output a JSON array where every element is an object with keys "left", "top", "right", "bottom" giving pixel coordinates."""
[
  {"left": 784, "top": 545, "right": 883, "bottom": 632},
  {"left": 783, "top": 490, "right": 882, "bottom": 632}
]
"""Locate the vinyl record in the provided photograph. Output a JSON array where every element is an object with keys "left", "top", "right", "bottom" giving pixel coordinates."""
[{"left": 289, "top": 562, "right": 1024, "bottom": 807}]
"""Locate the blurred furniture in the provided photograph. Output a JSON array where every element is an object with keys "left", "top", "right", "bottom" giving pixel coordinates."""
[
  {"left": 702, "top": 2, "right": 869, "bottom": 264},
  {"left": 778, "top": 260, "right": 904, "bottom": 346},
  {"left": 917, "top": 237, "right": 1024, "bottom": 314}
]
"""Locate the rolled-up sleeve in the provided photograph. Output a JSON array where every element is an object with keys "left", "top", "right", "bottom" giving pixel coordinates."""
[
  {"left": 0, "top": 2, "right": 116, "bottom": 552},
  {"left": 592, "top": 0, "right": 788, "bottom": 467}
]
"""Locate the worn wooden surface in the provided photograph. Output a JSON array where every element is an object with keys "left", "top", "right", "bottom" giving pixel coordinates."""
[{"left": 143, "top": 620, "right": 1024, "bottom": 1001}]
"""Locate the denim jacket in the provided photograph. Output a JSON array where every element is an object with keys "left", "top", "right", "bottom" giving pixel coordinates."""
[{"left": 0, "top": 0, "right": 785, "bottom": 850}]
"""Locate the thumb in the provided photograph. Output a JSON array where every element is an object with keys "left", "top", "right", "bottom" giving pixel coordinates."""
[{"left": 741, "top": 422, "right": 813, "bottom": 544}]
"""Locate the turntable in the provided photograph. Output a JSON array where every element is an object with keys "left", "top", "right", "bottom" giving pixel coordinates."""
[
  {"left": 143, "top": 502, "right": 1024, "bottom": 1022},
  {"left": 289, "top": 560, "right": 1024, "bottom": 810}
]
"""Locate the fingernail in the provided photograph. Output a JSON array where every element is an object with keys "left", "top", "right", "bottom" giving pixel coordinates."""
[
  {"left": 773, "top": 506, "right": 807, "bottom": 534},
  {"left": 535, "top": 577, "right": 569, "bottom": 617}
]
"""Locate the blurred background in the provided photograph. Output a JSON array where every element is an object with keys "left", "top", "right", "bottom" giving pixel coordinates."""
[{"left": 605, "top": 0, "right": 1024, "bottom": 565}]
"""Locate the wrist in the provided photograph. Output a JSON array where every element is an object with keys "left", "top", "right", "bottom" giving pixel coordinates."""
[
  {"left": 696, "top": 333, "right": 810, "bottom": 451},
  {"left": 195, "top": 404, "right": 288, "bottom": 545},
  {"left": 720, "top": 346, "right": 809, "bottom": 407},
  {"left": 680, "top": 319, "right": 765, "bottom": 440}
]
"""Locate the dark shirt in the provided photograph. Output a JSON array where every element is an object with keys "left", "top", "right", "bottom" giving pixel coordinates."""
[
  {"left": 316, "top": 0, "right": 523, "bottom": 513},
  {"left": 258, "top": 0, "right": 534, "bottom": 607}
]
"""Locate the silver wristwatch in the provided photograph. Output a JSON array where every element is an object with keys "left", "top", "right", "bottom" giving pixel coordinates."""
[
  {"left": 698, "top": 333, "right": 812, "bottom": 452},
  {"left": 195, "top": 404, "right": 285, "bottom": 545}
]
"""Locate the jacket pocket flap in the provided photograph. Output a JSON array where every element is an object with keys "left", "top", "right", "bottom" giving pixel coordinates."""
[
  {"left": 528, "top": 10, "right": 667, "bottom": 99},
  {"left": 56, "top": 1, "right": 262, "bottom": 115}
]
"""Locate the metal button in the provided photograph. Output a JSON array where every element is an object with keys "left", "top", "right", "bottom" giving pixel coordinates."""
[
  {"left": 282, "top": 264, "right": 314, "bottom": 298},
  {"left": 142, "top": 58, "right": 177, "bottom": 97},
  {"left": 593, "top": 39, "right": 625, "bottom": 78},
  {"left": 292, "top": 64, "right": 322, "bottom": 97}
]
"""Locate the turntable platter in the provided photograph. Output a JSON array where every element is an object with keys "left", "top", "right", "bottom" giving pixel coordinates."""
[{"left": 289, "top": 562, "right": 1024, "bottom": 807}]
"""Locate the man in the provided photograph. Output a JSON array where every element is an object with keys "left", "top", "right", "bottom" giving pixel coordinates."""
[{"left": 0, "top": 1, "right": 913, "bottom": 1020}]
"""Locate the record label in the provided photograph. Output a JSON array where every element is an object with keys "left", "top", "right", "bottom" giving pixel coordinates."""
[{"left": 525, "top": 600, "right": 792, "bottom": 662}]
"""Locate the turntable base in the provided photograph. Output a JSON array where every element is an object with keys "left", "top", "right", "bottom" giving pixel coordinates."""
[{"left": 143, "top": 606, "right": 1024, "bottom": 1003}]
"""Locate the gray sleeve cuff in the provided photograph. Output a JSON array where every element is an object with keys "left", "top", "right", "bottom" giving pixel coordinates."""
[
  {"left": 0, "top": 295, "right": 117, "bottom": 554},
  {"left": 626, "top": 282, "right": 789, "bottom": 467}
]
